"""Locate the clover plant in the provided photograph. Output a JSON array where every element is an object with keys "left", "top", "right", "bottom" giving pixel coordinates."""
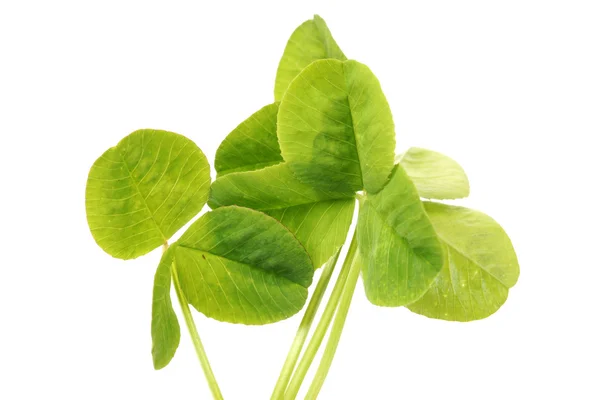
[{"left": 85, "top": 14, "right": 519, "bottom": 400}]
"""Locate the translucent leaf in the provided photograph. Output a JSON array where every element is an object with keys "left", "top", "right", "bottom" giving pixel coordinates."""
[
  {"left": 172, "top": 206, "right": 314, "bottom": 325},
  {"left": 85, "top": 129, "right": 211, "bottom": 259},
  {"left": 278, "top": 59, "right": 396, "bottom": 194},
  {"left": 274, "top": 15, "right": 346, "bottom": 101},
  {"left": 151, "top": 247, "right": 180, "bottom": 369},
  {"left": 407, "top": 202, "right": 520, "bottom": 321},
  {"left": 396, "top": 147, "right": 470, "bottom": 199},
  {"left": 214, "top": 102, "right": 283, "bottom": 177},
  {"left": 357, "top": 166, "right": 444, "bottom": 306},
  {"left": 209, "top": 164, "right": 355, "bottom": 268}
]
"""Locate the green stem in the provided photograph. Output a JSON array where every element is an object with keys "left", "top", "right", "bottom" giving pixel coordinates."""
[
  {"left": 169, "top": 246, "right": 224, "bottom": 400},
  {"left": 284, "top": 232, "right": 358, "bottom": 400},
  {"left": 305, "top": 249, "right": 361, "bottom": 399},
  {"left": 270, "top": 248, "right": 342, "bottom": 400}
]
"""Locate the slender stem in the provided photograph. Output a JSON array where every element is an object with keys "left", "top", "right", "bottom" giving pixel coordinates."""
[
  {"left": 284, "top": 232, "right": 358, "bottom": 400},
  {"left": 270, "top": 248, "right": 342, "bottom": 400},
  {"left": 305, "top": 250, "right": 361, "bottom": 399},
  {"left": 169, "top": 246, "right": 224, "bottom": 400}
]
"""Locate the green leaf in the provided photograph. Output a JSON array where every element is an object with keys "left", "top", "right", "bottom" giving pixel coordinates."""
[
  {"left": 151, "top": 247, "right": 180, "bottom": 369},
  {"left": 85, "top": 129, "right": 211, "bottom": 259},
  {"left": 278, "top": 59, "right": 396, "bottom": 194},
  {"left": 274, "top": 15, "right": 346, "bottom": 101},
  {"left": 407, "top": 202, "right": 519, "bottom": 321},
  {"left": 265, "top": 199, "right": 355, "bottom": 269},
  {"left": 396, "top": 147, "right": 470, "bottom": 199},
  {"left": 214, "top": 102, "right": 283, "bottom": 177},
  {"left": 172, "top": 206, "right": 314, "bottom": 325},
  {"left": 209, "top": 163, "right": 355, "bottom": 268},
  {"left": 357, "top": 166, "right": 444, "bottom": 306}
]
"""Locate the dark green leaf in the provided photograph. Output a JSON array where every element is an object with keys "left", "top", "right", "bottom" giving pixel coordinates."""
[
  {"left": 172, "top": 206, "right": 314, "bottom": 324},
  {"left": 278, "top": 59, "right": 396, "bottom": 194}
]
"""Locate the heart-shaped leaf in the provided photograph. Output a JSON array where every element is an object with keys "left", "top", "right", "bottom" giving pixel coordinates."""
[
  {"left": 171, "top": 206, "right": 314, "bottom": 325},
  {"left": 274, "top": 15, "right": 346, "bottom": 101},
  {"left": 215, "top": 102, "right": 283, "bottom": 177},
  {"left": 407, "top": 202, "right": 519, "bottom": 321},
  {"left": 396, "top": 148, "right": 470, "bottom": 200},
  {"left": 357, "top": 165, "right": 444, "bottom": 306},
  {"left": 278, "top": 59, "right": 396, "bottom": 194},
  {"left": 209, "top": 164, "right": 354, "bottom": 269},
  {"left": 86, "top": 129, "right": 211, "bottom": 259},
  {"left": 151, "top": 247, "right": 180, "bottom": 369}
]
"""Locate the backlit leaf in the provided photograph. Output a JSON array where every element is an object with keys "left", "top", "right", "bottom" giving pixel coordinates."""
[
  {"left": 86, "top": 129, "right": 211, "bottom": 259},
  {"left": 357, "top": 166, "right": 444, "bottom": 306},
  {"left": 209, "top": 164, "right": 355, "bottom": 268},
  {"left": 396, "top": 148, "right": 470, "bottom": 199},
  {"left": 215, "top": 102, "right": 283, "bottom": 177},
  {"left": 274, "top": 15, "right": 346, "bottom": 101},
  {"left": 172, "top": 206, "right": 314, "bottom": 325},
  {"left": 278, "top": 59, "right": 396, "bottom": 194},
  {"left": 407, "top": 202, "right": 519, "bottom": 321},
  {"left": 151, "top": 247, "right": 180, "bottom": 369}
]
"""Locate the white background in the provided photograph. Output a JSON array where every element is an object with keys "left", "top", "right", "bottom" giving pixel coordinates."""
[{"left": 1, "top": 1, "right": 599, "bottom": 399}]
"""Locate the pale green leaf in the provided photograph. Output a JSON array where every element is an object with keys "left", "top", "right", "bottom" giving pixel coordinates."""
[
  {"left": 172, "top": 206, "right": 314, "bottom": 325},
  {"left": 86, "top": 129, "right": 211, "bottom": 259},
  {"left": 265, "top": 199, "right": 355, "bottom": 269},
  {"left": 407, "top": 202, "right": 519, "bottom": 321},
  {"left": 215, "top": 102, "right": 283, "bottom": 177},
  {"left": 357, "top": 166, "right": 444, "bottom": 306},
  {"left": 209, "top": 163, "right": 355, "bottom": 269},
  {"left": 396, "top": 147, "right": 470, "bottom": 199},
  {"left": 151, "top": 247, "right": 180, "bottom": 369},
  {"left": 278, "top": 59, "right": 396, "bottom": 194},
  {"left": 274, "top": 15, "right": 346, "bottom": 101}
]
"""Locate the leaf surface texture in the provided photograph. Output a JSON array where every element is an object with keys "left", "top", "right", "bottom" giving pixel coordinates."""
[
  {"left": 407, "top": 202, "right": 519, "bottom": 321},
  {"left": 278, "top": 59, "right": 396, "bottom": 194},
  {"left": 358, "top": 166, "right": 443, "bottom": 306},
  {"left": 86, "top": 129, "right": 211, "bottom": 259}
]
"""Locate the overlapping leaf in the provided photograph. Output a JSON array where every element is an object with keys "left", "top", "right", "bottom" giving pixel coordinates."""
[
  {"left": 215, "top": 102, "right": 283, "bottom": 177},
  {"left": 86, "top": 129, "right": 211, "bottom": 259},
  {"left": 396, "top": 148, "right": 470, "bottom": 199},
  {"left": 211, "top": 105, "right": 355, "bottom": 269},
  {"left": 151, "top": 247, "right": 180, "bottom": 369},
  {"left": 171, "top": 206, "right": 314, "bottom": 324},
  {"left": 274, "top": 14, "right": 346, "bottom": 101},
  {"left": 357, "top": 165, "right": 444, "bottom": 306},
  {"left": 278, "top": 59, "right": 396, "bottom": 194},
  {"left": 407, "top": 202, "right": 519, "bottom": 321}
]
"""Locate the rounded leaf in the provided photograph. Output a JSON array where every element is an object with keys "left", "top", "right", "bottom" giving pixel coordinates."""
[
  {"left": 214, "top": 102, "right": 283, "bottom": 177},
  {"left": 358, "top": 166, "right": 444, "bottom": 306},
  {"left": 407, "top": 202, "right": 520, "bottom": 321},
  {"left": 85, "top": 129, "right": 211, "bottom": 259},
  {"left": 173, "top": 206, "right": 314, "bottom": 325},
  {"left": 278, "top": 59, "right": 396, "bottom": 194},
  {"left": 396, "top": 147, "right": 470, "bottom": 200},
  {"left": 209, "top": 163, "right": 355, "bottom": 269},
  {"left": 274, "top": 15, "right": 346, "bottom": 101}
]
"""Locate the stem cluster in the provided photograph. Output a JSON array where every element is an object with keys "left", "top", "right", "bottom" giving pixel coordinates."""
[{"left": 271, "top": 230, "right": 361, "bottom": 399}]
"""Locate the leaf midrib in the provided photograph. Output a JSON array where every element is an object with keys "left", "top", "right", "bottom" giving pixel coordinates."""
[
  {"left": 176, "top": 245, "right": 309, "bottom": 288},
  {"left": 367, "top": 199, "right": 437, "bottom": 270},
  {"left": 342, "top": 62, "right": 365, "bottom": 190},
  {"left": 118, "top": 150, "right": 167, "bottom": 242},
  {"left": 435, "top": 232, "right": 509, "bottom": 288}
]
